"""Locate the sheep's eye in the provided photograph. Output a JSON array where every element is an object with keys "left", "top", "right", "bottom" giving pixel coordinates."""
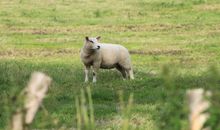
[{"left": 90, "top": 40, "right": 94, "bottom": 43}]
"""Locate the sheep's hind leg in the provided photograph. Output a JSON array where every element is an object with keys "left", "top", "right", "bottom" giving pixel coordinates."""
[
  {"left": 125, "top": 69, "right": 134, "bottom": 80},
  {"left": 129, "top": 69, "right": 134, "bottom": 79},
  {"left": 116, "top": 64, "right": 127, "bottom": 79}
]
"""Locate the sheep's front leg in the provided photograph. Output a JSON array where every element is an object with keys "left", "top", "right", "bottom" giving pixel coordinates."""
[
  {"left": 92, "top": 67, "right": 98, "bottom": 83},
  {"left": 92, "top": 63, "right": 100, "bottom": 83},
  {"left": 84, "top": 66, "right": 90, "bottom": 82}
]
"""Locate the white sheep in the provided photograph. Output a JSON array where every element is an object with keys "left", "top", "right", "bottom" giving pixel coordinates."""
[{"left": 80, "top": 36, "right": 134, "bottom": 83}]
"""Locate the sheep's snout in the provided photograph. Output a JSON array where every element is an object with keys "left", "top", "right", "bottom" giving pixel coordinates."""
[{"left": 91, "top": 44, "right": 100, "bottom": 50}]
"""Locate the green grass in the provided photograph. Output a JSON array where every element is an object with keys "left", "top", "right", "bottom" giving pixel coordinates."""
[{"left": 0, "top": 0, "right": 220, "bottom": 129}]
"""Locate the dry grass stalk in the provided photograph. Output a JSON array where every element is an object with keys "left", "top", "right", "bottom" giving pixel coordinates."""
[{"left": 187, "top": 88, "right": 211, "bottom": 130}]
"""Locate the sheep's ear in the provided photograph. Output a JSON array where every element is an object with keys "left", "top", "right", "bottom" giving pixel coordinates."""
[
  {"left": 85, "top": 36, "right": 89, "bottom": 41},
  {"left": 96, "top": 36, "right": 101, "bottom": 40}
]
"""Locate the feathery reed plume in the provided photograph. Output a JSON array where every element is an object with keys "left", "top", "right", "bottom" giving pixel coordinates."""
[
  {"left": 25, "top": 72, "right": 52, "bottom": 124},
  {"left": 11, "top": 72, "right": 52, "bottom": 130},
  {"left": 187, "top": 88, "right": 211, "bottom": 130}
]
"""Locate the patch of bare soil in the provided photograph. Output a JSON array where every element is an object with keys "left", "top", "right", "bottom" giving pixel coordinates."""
[
  {"left": 0, "top": 48, "right": 79, "bottom": 58},
  {"left": 8, "top": 27, "right": 72, "bottom": 35},
  {"left": 6, "top": 24, "right": 194, "bottom": 35},
  {"left": 130, "top": 49, "right": 185, "bottom": 55},
  {"left": 195, "top": 4, "right": 220, "bottom": 11}
]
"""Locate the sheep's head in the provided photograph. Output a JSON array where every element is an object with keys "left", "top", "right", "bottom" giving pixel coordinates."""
[{"left": 84, "top": 36, "right": 101, "bottom": 50}]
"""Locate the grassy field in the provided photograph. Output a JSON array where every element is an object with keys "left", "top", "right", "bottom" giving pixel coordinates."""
[{"left": 0, "top": 0, "right": 220, "bottom": 129}]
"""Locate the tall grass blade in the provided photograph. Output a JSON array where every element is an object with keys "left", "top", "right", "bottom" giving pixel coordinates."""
[
  {"left": 75, "top": 96, "right": 81, "bottom": 130},
  {"left": 86, "top": 87, "right": 95, "bottom": 130}
]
